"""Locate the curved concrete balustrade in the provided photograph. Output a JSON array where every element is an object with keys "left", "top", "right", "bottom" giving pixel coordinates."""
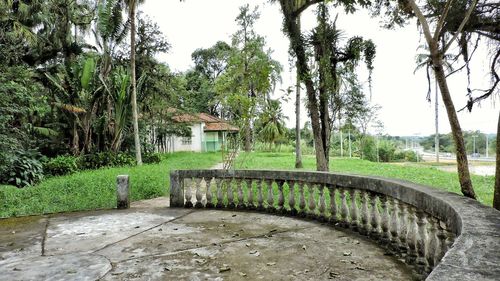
[{"left": 170, "top": 169, "right": 500, "bottom": 281}]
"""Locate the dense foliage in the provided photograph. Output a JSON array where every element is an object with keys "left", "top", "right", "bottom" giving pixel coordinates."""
[{"left": 0, "top": 152, "right": 221, "bottom": 218}]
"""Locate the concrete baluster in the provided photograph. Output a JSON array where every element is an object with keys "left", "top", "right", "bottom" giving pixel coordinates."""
[
  {"left": 426, "top": 217, "right": 440, "bottom": 272},
  {"left": 318, "top": 185, "right": 326, "bottom": 220},
  {"left": 257, "top": 180, "right": 264, "bottom": 211},
  {"left": 227, "top": 179, "right": 235, "bottom": 209},
  {"left": 246, "top": 179, "right": 254, "bottom": 210},
  {"left": 369, "top": 194, "right": 381, "bottom": 239},
  {"left": 399, "top": 204, "right": 409, "bottom": 255},
  {"left": 307, "top": 184, "right": 316, "bottom": 217},
  {"left": 380, "top": 195, "right": 391, "bottom": 246},
  {"left": 329, "top": 186, "right": 338, "bottom": 223},
  {"left": 266, "top": 180, "right": 275, "bottom": 212},
  {"left": 194, "top": 178, "right": 203, "bottom": 208},
  {"left": 339, "top": 188, "right": 349, "bottom": 227},
  {"left": 215, "top": 178, "right": 224, "bottom": 208},
  {"left": 405, "top": 206, "right": 418, "bottom": 265},
  {"left": 299, "top": 182, "right": 306, "bottom": 216},
  {"left": 184, "top": 178, "right": 193, "bottom": 208},
  {"left": 289, "top": 181, "right": 297, "bottom": 215},
  {"left": 416, "top": 211, "right": 429, "bottom": 274},
  {"left": 277, "top": 180, "right": 285, "bottom": 213},
  {"left": 360, "top": 191, "right": 371, "bottom": 236},
  {"left": 205, "top": 178, "right": 213, "bottom": 208},
  {"left": 349, "top": 189, "right": 358, "bottom": 230},
  {"left": 389, "top": 198, "right": 401, "bottom": 254},
  {"left": 236, "top": 179, "right": 244, "bottom": 209}
]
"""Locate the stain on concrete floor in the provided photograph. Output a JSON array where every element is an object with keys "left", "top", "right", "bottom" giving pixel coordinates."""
[{"left": 0, "top": 198, "right": 413, "bottom": 281}]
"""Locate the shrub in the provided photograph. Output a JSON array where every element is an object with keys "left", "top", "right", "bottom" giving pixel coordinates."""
[
  {"left": 143, "top": 152, "right": 161, "bottom": 164},
  {"left": 404, "top": 150, "right": 419, "bottom": 162},
  {"left": 43, "top": 155, "right": 79, "bottom": 176},
  {"left": 378, "top": 141, "right": 396, "bottom": 162},
  {"left": 1, "top": 149, "right": 44, "bottom": 187},
  {"left": 79, "top": 152, "right": 135, "bottom": 170},
  {"left": 361, "top": 137, "right": 377, "bottom": 162},
  {"left": 393, "top": 150, "right": 419, "bottom": 162},
  {"left": 393, "top": 150, "right": 406, "bottom": 162}
]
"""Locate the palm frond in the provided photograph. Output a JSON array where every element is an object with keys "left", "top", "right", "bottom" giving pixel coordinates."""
[
  {"left": 52, "top": 102, "right": 87, "bottom": 114},
  {"left": 32, "top": 126, "right": 59, "bottom": 137},
  {"left": 81, "top": 57, "right": 96, "bottom": 90},
  {"left": 45, "top": 73, "right": 69, "bottom": 96}
]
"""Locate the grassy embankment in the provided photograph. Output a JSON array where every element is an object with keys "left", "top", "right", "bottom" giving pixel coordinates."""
[
  {"left": 234, "top": 152, "right": 494, "bottom": 206},
  {"left": 0, "top": 152, "right": 221, "bottom": 218}
]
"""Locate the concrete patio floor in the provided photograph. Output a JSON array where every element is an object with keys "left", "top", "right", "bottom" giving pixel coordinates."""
[{"left": 0, "top": 197, "right": 413, "bottom": 280}]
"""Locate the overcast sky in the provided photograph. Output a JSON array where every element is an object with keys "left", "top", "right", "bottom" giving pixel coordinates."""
[{"left": 140, "top": 0, "right": 498, "bottom": 136}]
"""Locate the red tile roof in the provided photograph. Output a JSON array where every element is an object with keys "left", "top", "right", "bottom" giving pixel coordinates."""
[
  {"left": 204, "top": 122, "right": 239, "bottom": 132},
  {"left": 171, "top": 110, "right": 239, "bottom": 132}
]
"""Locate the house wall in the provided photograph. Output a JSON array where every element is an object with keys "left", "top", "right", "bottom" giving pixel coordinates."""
[
  {"left": 204, "top": 131, "right": 220, "bottom": 152},
  {"left": 172, "top": 123, "right": 204, "bottom": 152}
]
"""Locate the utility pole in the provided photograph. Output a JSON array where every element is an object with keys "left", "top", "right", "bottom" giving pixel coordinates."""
[
  {"left": 340, "top": 130, "right": 343, "bottom": 157},
  {"left": 348, "top": 130, "right": 352, "bottom": 158},
  {"left": 486, "top": 134, "right": 489, "bottom": 158},
  {"left": 414, "top": 133, "right": 420, "bottom": 162},
  {"left": 472, "top": 135, "right": 478, "bottom": 155}
]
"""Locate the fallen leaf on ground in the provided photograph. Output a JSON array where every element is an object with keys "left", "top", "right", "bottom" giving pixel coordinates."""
[
  {"left": 249, "top": 250, "right": 261, "bottom": 256},
  {"left": 329, "top": 271, "right": 340, "bottom": 278},
  {"left": 355, "top": 266, "right": 366, "bottom": 271},
  {"left": 219, "top": 265, "right": 231, "bottom": 273}
]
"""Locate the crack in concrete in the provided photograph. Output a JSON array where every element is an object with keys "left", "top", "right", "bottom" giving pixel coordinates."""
[
  {"left": 40, "top": 216, "right": 49, "bottom": 257},
  {"left": 117, "top": 226, "right": 311, "bottom": 263},
  {"left": 95, "top": 253, "right": 115, "bottom": 281},
  {"left": 92, "top": 210, "right": 195, "bottom": 254}
]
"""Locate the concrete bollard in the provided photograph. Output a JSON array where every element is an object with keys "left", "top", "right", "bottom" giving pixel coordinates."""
[{"left": 117, "top": 175, "right": 130, "bottom": 209}]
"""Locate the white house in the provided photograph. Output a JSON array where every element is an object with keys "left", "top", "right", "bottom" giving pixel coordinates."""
[{"left": 152, "top": 112, "right": 239, "bottom": 153}]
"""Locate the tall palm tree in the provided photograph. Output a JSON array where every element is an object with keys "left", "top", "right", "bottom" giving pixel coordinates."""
[
  {"left": 258, "top": 99, "right": 288, "bottom": 150},
  {"left": 295, "top": 15, "right": 303, "bottom": 168},
  {"left": 124, "top": 0, "right": 145, "bottom": 165},
  {"left": 414, "top": 48, "right": 454, "bottom": 164},
  {"left": 407, "top": 0, "right": 479, "bottom": 199}
]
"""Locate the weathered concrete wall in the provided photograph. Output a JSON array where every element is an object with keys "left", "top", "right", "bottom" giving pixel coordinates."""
[{"left": 116, "top": 175, "right": 130, "bottom": 209}]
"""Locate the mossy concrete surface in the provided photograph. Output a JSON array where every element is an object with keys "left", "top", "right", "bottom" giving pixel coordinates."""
[{"left": 0, "top": 197, "right": 413, "bottom": 280}]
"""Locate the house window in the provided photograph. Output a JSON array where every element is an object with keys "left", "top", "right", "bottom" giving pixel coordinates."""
[{"left": 182, "top": 137, "right": 192, "bottom": 145}]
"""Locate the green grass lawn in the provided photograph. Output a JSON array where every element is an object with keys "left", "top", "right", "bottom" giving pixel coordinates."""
[
  {"left": 0, "top": 152, "right": 221, "bottom": 218},
  {"left": 234, "top": 152, "right": 495, "bottom": 206}
]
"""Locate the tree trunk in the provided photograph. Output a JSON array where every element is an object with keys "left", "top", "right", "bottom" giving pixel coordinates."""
[
  {"left": 493, "top": 111, "right": 500, "bottom": 210},
  {"left": 295, "top": 58, "right": 303, "bottom": 168},
  {"left": 130, "top": 3, "right": 142, "bottom": 165},
  {"left": 407, "top": 0, "right": 477, "bottom": 199},
  {"left": 435, "top": 80, "right": 440, "bottom": 163},
  {"left": 72, "top": 120, "right": 79, "bottom": 156},
  {"left": 432, "top": 55, "right": 476, "bottom": 199},
  {"left": 244, "top": 119, "right": 252, "bottom": 152},
  {"left": 280, "top": 2, "right": 328, "bottom": 171},
  {"left": 319, "top": 68, "right": 330, "bottom": 168}
]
